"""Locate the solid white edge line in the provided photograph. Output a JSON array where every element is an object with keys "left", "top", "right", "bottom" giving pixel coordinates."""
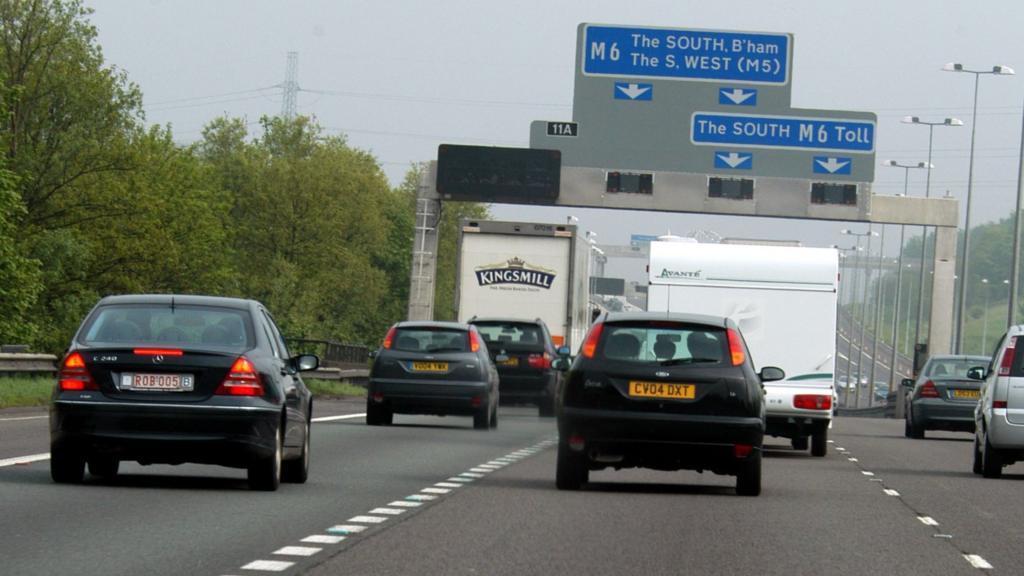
[
  {"left": 273, "top": 546, "right": 322, "bottom": 557},
  {"left": 964, "top": 554, "right": 993, "bottom": 569},
  {"left": 241, "top": 559, "right": 294, "bottom": 571},
  {"left": 0, "top": 415, "right": 48, "bottom": 422},
  {"left": 0, "top": 453, "right": 50, "bottom": 468},
  {"left": 311, "top": 413, "right": 366, "bottom": 423}
]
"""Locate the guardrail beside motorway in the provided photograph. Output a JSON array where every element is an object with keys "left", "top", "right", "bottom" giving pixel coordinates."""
[
  {"left": 0, "top": 353, "right": 58, "bottom": 377},
  {"left": 287, "top": 338, "right": 371, "bottom": 370}
]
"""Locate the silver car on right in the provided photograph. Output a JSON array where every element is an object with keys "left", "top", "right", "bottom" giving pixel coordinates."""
[{"left": 970, "top": 325, "right": 1024, "bottom": 478}]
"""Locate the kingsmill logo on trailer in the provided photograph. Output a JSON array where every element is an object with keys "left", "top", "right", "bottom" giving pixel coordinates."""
[{"left": 476, "top": 257, "right": 556, "bottom": 289}]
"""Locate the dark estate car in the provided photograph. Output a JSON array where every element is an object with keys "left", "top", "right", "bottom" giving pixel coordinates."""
[
  {"left": 367, "top": 321, "right": 500, "bottom": 430},
  {"left": 554, "top": 312, "right": 781, "bottom": 496},
  {"left": 903, "top": 354, "right": 990, "bottom": 439},
  {"left": 468, "top": 317, "right": 565, "bottom": 417},
  {"left": 49, "top": 294, "right": 319, "bottom": 491}
]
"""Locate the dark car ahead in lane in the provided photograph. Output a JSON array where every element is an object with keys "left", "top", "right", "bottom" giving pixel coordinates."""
[
  {"left": 468, "top": 317, "right": 564, "bottom": 417},
  {"left": 368, "top": 321, "right": 499, "bottom": 430},
  {"left": 903, "top": 354, "right": 990, "bottom": 439},
  {"left": 50, "top": 295, "right": 319, "bottom": 491},
  {"left": 553, "top": 312, "right": 780, "bottom": 496}
]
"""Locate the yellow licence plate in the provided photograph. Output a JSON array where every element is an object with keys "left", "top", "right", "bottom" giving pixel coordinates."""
[
  {"left": 498, "top": 357, "right": 519, "bottom": 367},
  {"left": 628, "top": 381, "right": 695, "bottom": 400},
  {"left": 953, "top": 389, "right": 980, "bottom": 399},
  {"left": 412, "top": 361, "right": 448, "bottom": 372}
]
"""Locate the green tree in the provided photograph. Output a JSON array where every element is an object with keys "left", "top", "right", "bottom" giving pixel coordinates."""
[{"left": 0, "top": 157, "right": 42, "bottom": 344}]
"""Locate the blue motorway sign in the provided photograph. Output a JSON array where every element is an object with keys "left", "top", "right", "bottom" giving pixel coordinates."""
[
  {"left": 813, "top": 156, "right": 852, "bottom": 175},
  {"left": 630, "top": 234, "right": 660, "bottom": 245},
  {"left": 614, "top": 82, "right": 653, "bottom": 101},
  {"left": 691, "top": 112, "right": 875, "bottom": 153},
  {"left": 714, "top": 151, "right": 753, "bottom": 170},
  {"left": 582, "top": 25, "right": 790, "bottom": 85}
]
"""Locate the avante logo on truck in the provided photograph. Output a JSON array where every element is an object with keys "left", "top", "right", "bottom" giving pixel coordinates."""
[
  {"left": 475, "top": 257, "right": 557, "bottom": 289},
  {"left": 658, "top": 268, "right": 702, "bottom": 280}
]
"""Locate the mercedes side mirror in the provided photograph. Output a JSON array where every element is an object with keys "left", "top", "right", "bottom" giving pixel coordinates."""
[
  {"left": 966, "top": 367, "right": 987, "bottom": 381},
  {"left": 901, "top": 378, "right": 914, "bottom": 388},
  {"left": 759, "top": 366, "right": 785, "bottom": 382},
  {"left": 294, "top": 354, "right": 319, "bottom": 372}
]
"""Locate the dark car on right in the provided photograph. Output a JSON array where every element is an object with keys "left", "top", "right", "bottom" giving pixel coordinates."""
[
  {"left": 554, "top": 311, "right": 781, "bottom": 496},
  {"left": 903, "top": 354, "right": 990, "bottom": 439},
  {"left": 468, "top": 317, "right": 564, "bottom": 417}
]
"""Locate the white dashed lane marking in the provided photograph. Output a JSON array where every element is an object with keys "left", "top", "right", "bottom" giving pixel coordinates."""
[
  {"left": 301, "top": 535, "right": 346, "bottom": 544},
  {"left": 964, "top": 554, "right": 993, "bottom": 569},
  {"left": 406, "top": 494, "right": 437, "bottom": 501},
  {"left": 328, "top": 525, "right": 367, "bottom": 535},
  {"left": 369, "top": 508, "right": 406, "bottom": 515},
  {"left": 861, "top": 471, "right": 875, "bottom": 476},
  {"left": 310, "top": 413, "right": 366, "bottom": 423},
  {"left": 421, "top": 487, "right": 450, "bottom": 494},
  {"left": 241, "top": 559, "right": 294, "bottom": 572},
  {"left": 884, "top": 489, "right": 900, "bottom": 496},
  {"left": 273, "top": 546, "right": 321, "bottom": 557},
  {"left": 347, "top": 515, "right": 388, "bottom": 524},
  {"left": 434, "top": 482, "right": 461, "bottom": 488},
  {"left": 0, "top": 415, "right": 47, "bottom": 422},
  {"left": 0, "top": 453, "right": 49, "bottom": 468},
  {"left": 917, "top": 516, "right": 939, "bottom": 526},
  {"left": 388, "top": 500, "right": 422, "bottom": 508}
]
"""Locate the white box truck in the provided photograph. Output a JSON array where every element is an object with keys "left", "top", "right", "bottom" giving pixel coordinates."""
[
  {"left": 455, "top": 220, "right": 591, "bottom": 353},
  {"left": 647, "top": 240, "right": 839, "bottom": 456}
]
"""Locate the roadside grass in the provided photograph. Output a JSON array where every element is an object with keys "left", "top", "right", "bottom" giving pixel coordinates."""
[
  {"left": 305, "top": 379, "right": 367, "bottom": 398},
  {"left": 0, "top": 377, "right": 363, "bottom": 410},
  {"left": 0, "top": 377, "right": 53, "bottom": 409}
]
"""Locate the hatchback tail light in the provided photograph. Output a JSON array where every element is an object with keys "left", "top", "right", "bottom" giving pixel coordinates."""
[
  {"left": 919, "top": 380, "right": 940, "bottom": 398},
  {"left": 58, "top": 352, "right": 98, "bottom": 391},
  {"left": 999, "top": 336, "right": 1017, "bottom": 376},
  {"left": 581, "top": 323, "right": 604, "bottom": 359},
  {"left": 215, "top": 356, "right": 264, "bottom": 396},
  {"left": 469, "top": 330, "right": 481, "bottom": 353},
  {"left": 727, "top": 329, "right": 745, "bottom": 366},
  {"left": 527, "top": 352, "right": 551, "bottom": 369},
  {"left": 382, "top": 326, "right": 397, "bottom": 349},
  {"left": 794, "top": 394, "right": 833, "bottom": 410}
]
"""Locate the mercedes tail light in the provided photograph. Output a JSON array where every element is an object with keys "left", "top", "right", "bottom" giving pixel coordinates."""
[
  {"left": 727, "top": 329, "right": 746, "bottom": 366},
  {"left": 581, "top": 323, "right": 604, "bottom": 359},
  {"left": 58, "top": 351, "right": 98, "bottom": 391},
  {"left": 382, "top": 326, "right": 397, "bottom": 349},
  {"left": 528, "top": 352, "right": 551, "bottom": 369},
  {"left": 215, "top": 356, "right": 264, "bottom": 396},
  {"left": 919, "top": 380, "right": 940, "bottom": 398},
  {"left": 794, "top": 394, "right": 833, "bottom": 410},
  {"left": 999, "top": 336, "right": 1017, "bottom": 376}
]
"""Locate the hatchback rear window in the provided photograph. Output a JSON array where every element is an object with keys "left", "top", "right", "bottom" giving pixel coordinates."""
[
  {"left": 600, "top": 323, "right": 727, "bottom": 364},
  {"left": 80, "top": 305, "right": 253, "bottom": 349},
  {"left": 472, "top": 322, "right": 544, "bottom": 348},
  {"left": 393, "top": 328, "right": 469, "bottom": 353}
]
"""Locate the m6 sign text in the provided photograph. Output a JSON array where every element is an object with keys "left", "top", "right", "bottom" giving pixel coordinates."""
[
  {"left": 582, "top": 24, "right": 790, "bottom": 85},
  {"left": 691, "top": 113, "right": 875, "bottom": 153}
]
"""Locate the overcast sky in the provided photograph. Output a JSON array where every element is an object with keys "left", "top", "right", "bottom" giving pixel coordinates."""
[{"left": 87, "top": 0, "right": 1024, "bottom": 279}]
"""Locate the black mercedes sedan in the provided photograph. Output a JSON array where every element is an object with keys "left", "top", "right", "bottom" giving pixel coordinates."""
[
  {"left": 49, "top": 294, "right": 319, "bottom": 491},
  {"left": 554, "top": 312, "right": 781, "bottom": 496},
  {"left": 368, "top": 321, "right": 499, "bottom": 429}
]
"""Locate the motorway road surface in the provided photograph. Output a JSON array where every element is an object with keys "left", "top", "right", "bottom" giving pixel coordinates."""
[{"left": 2, "top": 402, "right": 1022, "bottom": 575}]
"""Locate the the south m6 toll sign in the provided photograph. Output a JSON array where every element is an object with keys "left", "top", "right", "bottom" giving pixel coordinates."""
[
  {"left": 582, "top": 24, "right": 790, "bottom": 84},
  {"left": 691, "top": 113, "right": 876, "bottom": 153}
]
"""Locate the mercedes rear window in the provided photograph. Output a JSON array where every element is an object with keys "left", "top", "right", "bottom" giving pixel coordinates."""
[
  {"left": 393, "top": 328, "right": 469, "bottom": 353},
  {"left": 925, "top": 358, "right": 990, "bottom": 379},
  {"left": 600, "top": 323, "right": 728, "bottom": 365},
  {"left": 472, "top": 322, "right": 544, "bottom": 348},
  {"left": 80, "top": 304, "right": 254, "bottom": 349}
]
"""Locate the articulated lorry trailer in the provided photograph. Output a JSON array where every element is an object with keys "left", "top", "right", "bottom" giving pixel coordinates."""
[{"left": 455, "top": 220, "right": 591, "bottom": 353}]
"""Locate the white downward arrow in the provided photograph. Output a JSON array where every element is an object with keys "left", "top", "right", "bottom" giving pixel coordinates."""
[
  {"left": 721, "top": 89, "right": 754, "bottom": 105},
  {"left": 717, "top": 152, "right": 750, "bottom": 168},
  {"left": 816, "top": 157, "right": 850, "bottom": 173},
  {"left": 617, "top": 83, "right": 651, "bottom": 100}
]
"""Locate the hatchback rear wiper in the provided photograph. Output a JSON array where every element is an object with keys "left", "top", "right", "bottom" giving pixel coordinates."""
[
  {"left": 659, "top": 357, "right": 719, "bottom": 366},
  {"left": 425, "top": 346, "right": 464, "bottom": 353}
]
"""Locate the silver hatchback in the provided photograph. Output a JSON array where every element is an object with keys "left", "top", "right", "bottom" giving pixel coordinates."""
[{"left": 970, "top": 326, "right": 1024, "bottom": 478}]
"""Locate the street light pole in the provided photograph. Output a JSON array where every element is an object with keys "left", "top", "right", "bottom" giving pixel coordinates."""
[
  {"left": 981, "top": 278, "right": 990, "bottom": 354},
  {"left": 901, "top": 118, "right": 962, "bottom": 365},
  {"left": 869, "top": 225, "right": 887, "bottom": 406},
  {"left": 1009, "top": 98, "right": 1024, "bottom": 328},
  {"left": 943, "top": 63, "right": 1016, "bottom": 353},
  {"left": 844, "top": 227, "right": 879, "bottom": 408}
]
